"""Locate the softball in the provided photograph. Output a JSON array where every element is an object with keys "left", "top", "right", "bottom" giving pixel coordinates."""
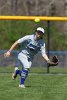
[{"left": 34, "top": 17, "right": 40, "bottom": 23}]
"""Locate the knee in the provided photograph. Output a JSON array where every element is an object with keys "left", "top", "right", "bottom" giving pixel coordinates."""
[{"left": 21, "top": 69, "right": 29, "bottom": 78}]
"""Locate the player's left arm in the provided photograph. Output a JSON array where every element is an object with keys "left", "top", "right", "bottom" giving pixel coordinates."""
[
  {"left": 40, "top": 43, "right": 50, "bottom": 62},
  {"left": 42, "top": 53, "right": 53, "bottom": 64},
  {"left": 42, "top": 53, "right": 58, "bottom": 66},
  {"left": 41, "top": 43, "right": 58, "bottom": 66}
]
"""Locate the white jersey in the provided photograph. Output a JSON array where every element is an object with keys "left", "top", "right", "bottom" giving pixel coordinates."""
[{"left": 17, "top": 34, "right": 46, "bottom": 59}]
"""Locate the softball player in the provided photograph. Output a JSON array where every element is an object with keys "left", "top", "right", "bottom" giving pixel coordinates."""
[{"left": 4, "top": 27, "right": 57, "bottom": 88}]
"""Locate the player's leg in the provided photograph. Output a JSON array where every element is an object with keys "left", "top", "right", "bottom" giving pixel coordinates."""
[
  {"left": 19, "top": 68, "right": 29, "bottom": 88},
  {"left": 12, "top": 67, "right": 21, "bottom": 80},
  {"left": 12, "top": 60, "right": 22, "bottom": 80},
  {"left": 18, "top": 53, "right": 32, "bottom": 88}
]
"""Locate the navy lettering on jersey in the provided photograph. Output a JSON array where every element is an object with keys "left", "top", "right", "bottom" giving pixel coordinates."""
[{"left": 26, "top": 39, "right": 40, "bottom": 52}]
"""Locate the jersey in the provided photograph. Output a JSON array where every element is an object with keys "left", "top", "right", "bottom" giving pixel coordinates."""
[{"left": 17, "top": 34, "right": 46, "bottom": 60}]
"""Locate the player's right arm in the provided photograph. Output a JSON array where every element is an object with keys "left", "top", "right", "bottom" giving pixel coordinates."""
[
  {"left": 4, "top": 35, "right": 30, "bottom": 57},
  {"left": 4, "top": 40, "right": 19, "bottom": 57}
]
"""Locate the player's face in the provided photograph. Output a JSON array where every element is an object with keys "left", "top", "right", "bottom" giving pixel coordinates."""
[{"left": 36, "top": 31, "right": 43, "bottom": 40}]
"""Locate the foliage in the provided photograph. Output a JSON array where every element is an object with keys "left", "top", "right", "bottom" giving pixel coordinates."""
[
  {"left": 0, "top": 20, "right": 67, "bottom": 50},
  {"left": 50, "top": 26, "right": 67, "bottom": 50}
]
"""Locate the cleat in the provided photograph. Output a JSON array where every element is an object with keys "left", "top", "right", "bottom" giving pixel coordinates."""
[
  {"left": 12, "top": 73, "right": 17, "bottom": 80},
  {"left": 12, "top": 67, "right": 19, "bottom": 80},
  {"left": 19, "top": 84, "right": 25, "bottom": 88}
]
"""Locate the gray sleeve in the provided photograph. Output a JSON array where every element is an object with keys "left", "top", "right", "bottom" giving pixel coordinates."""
[
  {"left": 17, "top": 35, "right": 30, "bottom": 43},
  {"left": 40, "top": 43, "right": 46, "bottom": 55}
]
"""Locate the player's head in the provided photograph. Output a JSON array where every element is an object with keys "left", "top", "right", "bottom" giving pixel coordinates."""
[
  {"left": 35, "top": 27, "right": 45, "bottom": 39},
  {"left": 36, "top": 27, "right": 45, "bottom": 34}
]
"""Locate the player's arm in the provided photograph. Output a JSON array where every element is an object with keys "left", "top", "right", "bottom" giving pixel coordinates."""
[
  {"left": 42, "top": 53, "right": 52, "bottom": 64},
  {"left": 41, "top": 43, "right": 58, "bottom": 66},
  {"left": 42, "top": 53, "right": 58, "bottom": 66},
  {"left": 40, "top": 43, "right": 51, "bottom": 63},
  {"left": 4, "top": 35, "right": 30, "bottom": 57},
  {"left": 4, "top": 40, "right": 19, "bottom": 57}
]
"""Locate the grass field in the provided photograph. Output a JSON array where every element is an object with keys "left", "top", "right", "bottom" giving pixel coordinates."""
[{"left": 0, "top": 67, "right": 67, "bottom": 100}]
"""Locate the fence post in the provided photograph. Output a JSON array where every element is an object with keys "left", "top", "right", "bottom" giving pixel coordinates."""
[{"left": 47, "top": 21, "right": 50, "bottom": 73}]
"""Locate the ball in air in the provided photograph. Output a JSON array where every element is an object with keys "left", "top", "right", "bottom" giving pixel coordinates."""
[{"left": 34, "top": 17, "right": 40, "bottom": 22}]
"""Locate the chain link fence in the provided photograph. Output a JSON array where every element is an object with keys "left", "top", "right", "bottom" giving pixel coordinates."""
[{"left": 0, "top": 50, "right": 67, "bottom": 68}]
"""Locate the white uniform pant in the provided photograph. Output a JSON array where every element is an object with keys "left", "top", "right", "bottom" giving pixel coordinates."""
[{"left": 18, "top": 52, "right": 32, "bottom": 69}]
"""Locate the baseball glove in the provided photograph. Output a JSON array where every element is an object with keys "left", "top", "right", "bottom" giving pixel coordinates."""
[
  {"left": 52, "top": 55, "right": 58, "bottom": 63},
  {"left": 48, "top": 55, "right": 58, "bottom": 66}
]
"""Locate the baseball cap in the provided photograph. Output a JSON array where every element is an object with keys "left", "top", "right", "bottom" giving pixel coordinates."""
[{"left": 36, "top": 27, "right": 45, "bottom": 34}]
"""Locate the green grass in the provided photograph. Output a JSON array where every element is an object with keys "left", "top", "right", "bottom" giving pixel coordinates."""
[
  {"left": 0, "top": 67, "right": 67, "bottom": 100},
  {"left": 1, "top": 66, "right": 67, "bottom": 74}
]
